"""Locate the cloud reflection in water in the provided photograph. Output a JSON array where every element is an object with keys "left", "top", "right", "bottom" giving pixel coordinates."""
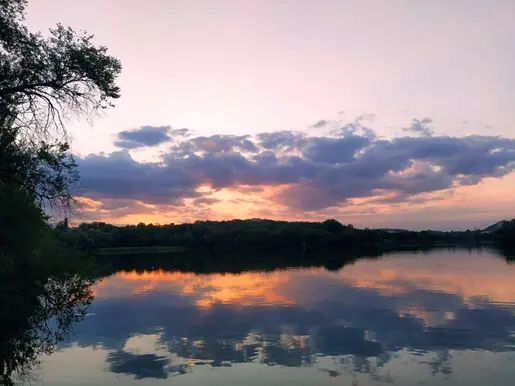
[{"left": 49, "top": 249, "right": 515, "bottom": 384}]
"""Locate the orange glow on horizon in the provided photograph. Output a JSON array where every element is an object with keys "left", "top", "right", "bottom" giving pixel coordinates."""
[{"left": 73, "top": 171, "right": 515, "bottom": 228}]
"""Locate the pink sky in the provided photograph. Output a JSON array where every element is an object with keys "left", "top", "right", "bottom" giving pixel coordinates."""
[{"left": 26, "top": 0, "right": 515, "bottom": 229}]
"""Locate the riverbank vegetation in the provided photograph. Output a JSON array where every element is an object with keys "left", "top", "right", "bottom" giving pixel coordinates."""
[{"left": 54, "top": 218, "right": 513, "bottom": 255}]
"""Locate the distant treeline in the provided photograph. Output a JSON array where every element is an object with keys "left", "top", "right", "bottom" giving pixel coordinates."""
[
  {"left": 54, "top": 218, "right": 515, "bottom": 254},
  {"left": 497, "top": 219, "right": 515, "bottom": 257}
]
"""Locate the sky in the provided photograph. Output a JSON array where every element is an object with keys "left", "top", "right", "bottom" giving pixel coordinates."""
[{"left": 25, "top": 0, "right": 515, "bottom": 230}]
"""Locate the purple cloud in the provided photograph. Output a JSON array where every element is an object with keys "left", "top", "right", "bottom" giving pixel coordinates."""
[
  {"left": 114, "top": 125, "right": 172, "bottom": 149},
  {"left": 78, "top": 121, "right": 515, "bottom": 211}
]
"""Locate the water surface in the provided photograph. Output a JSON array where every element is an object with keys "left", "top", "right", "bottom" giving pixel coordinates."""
[{"left": 35, "top": 248, "right": 515, "bottom": 385}]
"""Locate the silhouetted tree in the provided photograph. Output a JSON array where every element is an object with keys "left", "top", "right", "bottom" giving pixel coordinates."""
[
  {"left": 322, "top": 219, "right": 344, "bottom": 234},
  {"left": 0, "top": 5, "right": 120, "bottom": 380},
  {"left": 1, "top": 0, "right": 121, "bottom": 212},
  {"left": 0, "top": 185, "right": 95, "bottom": 385}
]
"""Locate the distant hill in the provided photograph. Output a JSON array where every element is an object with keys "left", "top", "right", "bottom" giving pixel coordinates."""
[{"left": 483, "top": 221, "right": 507, "bottom": 233}]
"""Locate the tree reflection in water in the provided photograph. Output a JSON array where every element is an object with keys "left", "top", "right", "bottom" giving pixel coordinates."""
[
  {"left": 0, "top": 270, "right": 94, "bottom": 385},
  {"left": 2, "top": 247, "right": 515, "bottom": 384}
]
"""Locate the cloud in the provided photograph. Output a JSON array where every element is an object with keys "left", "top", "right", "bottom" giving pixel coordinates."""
[
  {"left": 169, "top": 128, "right": 190, "bottom": 137},
  {"left": 107, "top": 351, "right": 172, "bottom": 379},
  {"left": 303, "top": 135, "right": 371, "bottom": 164},
  {"left": 192, "top": 197, "right": 220, "bottom": 206},
  {"left": 77, "top": 120, "right": 515, "bottom": 213},
  {"left": 171, "top": 134, "right": 258, "bottom": 155},
  {"left": 310, "top": 119, "right": 328, "bottom": 128},
  {"left": 257, "top": 131, "right": 307, "bottom": 153},
  {"left": 78, "top": 150, "right": 202, "bottom": 205},
  {"left": 76, "top": 197, "right": 158, "bottom": 223},
  {"left": 114, "top": 125, "right": 172, "bottom": 149},
  {"left": 403, "top": 118, "right": 434, "bottom": 137}
]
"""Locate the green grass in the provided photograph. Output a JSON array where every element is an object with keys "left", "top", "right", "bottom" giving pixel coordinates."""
[{"left": 96, "top": 246, "right": 187, "bottom": 256}]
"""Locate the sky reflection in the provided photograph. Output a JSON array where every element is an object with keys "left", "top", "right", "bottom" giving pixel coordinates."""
[{"left": 37, "top": 249, "right": 515, "bottom": 385}]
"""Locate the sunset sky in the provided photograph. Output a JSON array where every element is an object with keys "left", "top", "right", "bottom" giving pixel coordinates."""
[{"left": 26, "top": 0, "right": 515, "bottom": 230}]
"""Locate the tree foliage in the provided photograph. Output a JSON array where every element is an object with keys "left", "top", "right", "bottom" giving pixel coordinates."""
[
  {"left": 0, "top": 124, "right": 79, "bottom": 211},
  {"left": 0, "top": 0, "right": 121, "bottom": 211},
  {"left": 0, "top": 183, "right": 95, "bottom": 385},
  {"left": 0, "top": 0, "right": 121, "bottom": 134},
  {"left": 496, "top": 220, "right": 515, "bottom": 257},
  {"left": 0, "top": 4, "right": 119, "bottom": 381},
  {"left": 56, "top": 218, "right": 494, "bottom": 253}
]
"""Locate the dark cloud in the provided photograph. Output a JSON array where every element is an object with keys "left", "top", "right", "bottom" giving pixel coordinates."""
[
  {"left": 78, "top": 151, "right": 202, "bottom": 205},
  {"left": 256, "top": 131, "right": 307, "bottom": 153},
  {"left": 310, "top": 119, "right": 328, "bottom": 128},
  {"left": 78, "top": 122, "right": 515, "bottom": 211},
  {"left": 169, "top": 128, "right": 190, "bottom": 137},
  {"left": 192, "top": 197, "right": 220, "bottom": 206},
  {"left": 114, "top": 125, "right": 172, "bottom": 149},
  {"left": 171, "top": 134, "right": 258, "bottom": 155},
  {"left": 403, "top": 118, "right": 434, "bottom": 137},
  {"left": 303, "top": 135, "right": 371, "bottom": 164},
  {"left": 369, "top": 191, "right": 451, "bottom": 206}
]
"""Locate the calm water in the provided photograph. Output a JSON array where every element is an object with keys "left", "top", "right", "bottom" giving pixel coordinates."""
[{"left": 34, "top": 249, "right": 515, "bottom": 385}]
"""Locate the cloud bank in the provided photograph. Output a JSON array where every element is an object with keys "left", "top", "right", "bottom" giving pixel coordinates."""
[{"left": 77, "top": 121, "right": 515, "bottom": 217}]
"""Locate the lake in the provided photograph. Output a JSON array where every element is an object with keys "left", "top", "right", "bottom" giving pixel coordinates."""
[{"left": 32, "top": 248, "right": 515, "bottom": 385}]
